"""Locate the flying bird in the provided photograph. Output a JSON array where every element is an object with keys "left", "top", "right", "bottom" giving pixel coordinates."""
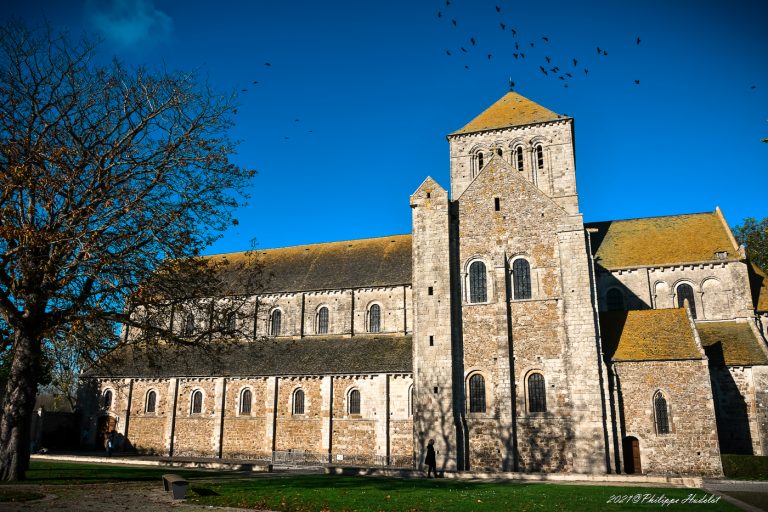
[
  {"left": 565, "top": 72, "right": 572, "bottom": 78},
  {"left": 464, "top": 65, "right": 469, "bottom": 69},
  {"left": 603, "top": 50, "right": 608, "bottom": 56},
  {"left": 584, "top": 68, "right": 589, "bottom": 75},
  {"left": 265, "top": 62, "right": 272, "bottom": 66},
  {"left": 513, "top": 53, "right": 518, "bottom": 59},
  {"left": 252, "top": 81, "right": 259, "bottom": 84},
  {"left": 461, "top": 47, "right": 467, "bottom": 53},
  {"left": 539, "top": 66, "right": 548, "bottom": 76},
  {"left": 241, "top": 89, "right": 247, "bottom": 92},
  {"left": 545, "top": 56, "right": 551, "bottom": 63},
  {"left": 636, "top": 36, "right": 641, "bottom": 45},
  {"left": 470, "top": 37, "right": 476, "bottom": 46},
  {"left": 751, "top": 85, "right": 757, "bottom": 89},
  {"left": 520, "top": 52, "right": 525, "bottom": 58},
  {"left": 559, "top": 76, "right": 565, "bottom": 80},
  {"left": 500, "top": 22, "right": 506, "bottom": 30},
  {"left": 487, "top": 54, "right": 492, "bottom": 60},
  {"left": 511, "top": 28, "right": 517, "bottom": 37},
  {"left": 542, "top": 36, "right": 549, "bottom": 42},
  {"left": 515, "top": 42, "right": 519, "bottom": 50},
  {"left": 530, "top": 42, "right": 535, "bottom": 47},
  {"left": 634, "top": 79, "right": 640, "bottom": 85},
  {"left": 446, "top": 50, "right": 452, "bottom": 56},
  {"left": 437, "top": 11, "right": 442, "bottom": 17},
  {"left": 446, "top": 0, "right": 450, "bottom": 5},
  {"left": 452, "top": 19, "right": 457, "bottom": 26},
  {"left": 572, "top": 58, "right": 578, "bottom": 66},
  {"left": 596, "top": 47, "right": 601, "bottom": 54},
  {"left": 496, "top": 5, "right": 501, "bottom": 12},
  {"left": 508, "top": 77, "right": 515, "bottom": 89}
]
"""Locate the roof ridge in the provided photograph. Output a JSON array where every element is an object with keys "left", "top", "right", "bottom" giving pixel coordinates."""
[
  {"left": 586, "top": 210, "right": 715, "bottom": 225},
  {"left": 204, "top": 233, "right": 412, "bottom": 258}
]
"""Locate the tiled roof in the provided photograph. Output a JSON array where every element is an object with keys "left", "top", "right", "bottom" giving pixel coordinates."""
[
  {"left": 449, "top": 92, "right": 565, "bottom": 136},
  {"left": 697, "top": 322, "right": 768, "bottom": 366},
  {"left": 601, "top": 309, "right": 702, "bottom": 362},
  {"left": 748, "top": 262, "right": 768, "bottom": 312},
  {"left": 89, "top": 335, "right": 413, "bottom": 378},
  {"left": 207, "top": 234, "right": 412, "bottom": 294},
  {"left": 587, "top": 212, "right": 738, "bottom": 269}
]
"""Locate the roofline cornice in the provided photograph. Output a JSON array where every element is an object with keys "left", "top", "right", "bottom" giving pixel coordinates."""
[{"left": 445, "top": 116, "right": 573, "bottom": 140}]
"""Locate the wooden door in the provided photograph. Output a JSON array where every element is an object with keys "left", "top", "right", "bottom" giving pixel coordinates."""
[{"left": 622, "top": 436, "right": 641, "bottom": 474}]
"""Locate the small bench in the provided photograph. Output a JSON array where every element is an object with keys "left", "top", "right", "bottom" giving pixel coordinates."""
[{"left": 162, "top": 474, "right": 189, "bottom": 500}]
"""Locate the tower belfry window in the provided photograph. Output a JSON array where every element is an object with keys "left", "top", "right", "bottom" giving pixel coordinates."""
[
  {"left": 535, "top": 145, "right": 544, "bottom": 170},
  {"left": 515, "top": 147, "right": 524, "bottom": 171},
  {"left": 496, "top": 148, "right": 502, "bottom": 157}
]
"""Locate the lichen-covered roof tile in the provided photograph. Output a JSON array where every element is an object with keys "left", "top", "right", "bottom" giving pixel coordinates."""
[
  {"left": 697, "top": 321, "right": 768, "bottom": 366},
  {"left": 449, "top": 92, "right": 564, "bottom": 136},
  {"left": 601, "top": 309, "right": 702, "bottom": 361},
  {"left": 748, "top": 262, "right": 768, "bottom": 312},
  {"left": 587, "top": 212, "right": 738, "bottom": 269},
  {"left": 207, "top": 234, "right": 412, "bottom": 294},
  {"left": 90, "top": 335, "right": 413, "bottom": 378}
]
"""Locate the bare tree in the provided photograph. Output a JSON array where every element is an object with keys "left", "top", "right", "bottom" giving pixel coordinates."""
[{"left": 0, "top": 22, "right": 259, "bottom": 480}]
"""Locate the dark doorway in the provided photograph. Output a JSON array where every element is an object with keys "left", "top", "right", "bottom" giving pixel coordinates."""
[
  {"left": 96, "top": 415, "right": 117, "bottom": 450},
  {"left": 622, "top": 436, "right": 641, "bottom": 474}
]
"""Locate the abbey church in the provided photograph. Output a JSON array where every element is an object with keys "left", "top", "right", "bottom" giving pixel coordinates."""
[{"left": 85, "top": 92, "right": 768, "bottom": 476}]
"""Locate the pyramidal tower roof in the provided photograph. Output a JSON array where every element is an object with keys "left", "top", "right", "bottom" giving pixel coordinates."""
[{"left": 449, "top": 92, "right": 565, "bottom": 136}]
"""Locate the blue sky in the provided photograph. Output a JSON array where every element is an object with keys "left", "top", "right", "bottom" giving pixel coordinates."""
[{"left": 5, "top": 0, "right": 767, "bottom": 255}]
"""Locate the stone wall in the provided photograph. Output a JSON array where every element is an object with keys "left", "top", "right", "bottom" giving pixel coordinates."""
[
  {"left": 94, "top": 372, "right": 412, "bottom": 464},
  {"left": 613, "top": 360, "right": 722, "bottom": 476},
  {"left": 710, "top": 366, "right": 763, "bottom": 455},
  {"left": 596, "top": 260, "right": 757, "bottom": 324}
]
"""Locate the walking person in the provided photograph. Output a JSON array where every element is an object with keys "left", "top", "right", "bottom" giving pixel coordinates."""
[
  {"left": 425, "top": 439, "right": 437, "bottom": 478},
  {"left": 106, "top": 429, "right": 116, "bottom": 457}
]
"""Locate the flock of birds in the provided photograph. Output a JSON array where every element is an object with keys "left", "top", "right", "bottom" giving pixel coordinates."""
[
  {"left": 238, "top": 62, "right": 314, "bottom": 141},
  {"left": 437, "top": 1, "right": 643, "bottom": 90}
]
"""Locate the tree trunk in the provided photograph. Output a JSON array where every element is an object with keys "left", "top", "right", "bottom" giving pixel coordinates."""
[{"left": 0, "top": 328, "right": 41, "bottom": 481}]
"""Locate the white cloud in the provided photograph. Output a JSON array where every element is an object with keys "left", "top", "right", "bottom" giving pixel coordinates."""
[{"left": 87, "top": 0, "right": 172, "bottom": 47}]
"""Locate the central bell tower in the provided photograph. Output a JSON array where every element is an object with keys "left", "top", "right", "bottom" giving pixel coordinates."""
[{"left": 411, "top": 91, "right": 609, "bottom": 473}]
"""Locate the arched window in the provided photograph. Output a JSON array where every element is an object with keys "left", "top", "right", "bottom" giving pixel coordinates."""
[
  {"left": 468, "top": 261, "right": 487, "bottom": 303},
  {"left": 183, "top": 314, "right": 195, "bottom": 336},
  {"left": 515, "top": 146, "right": 524, "bottom": 172},
  {"left": 145, "top": 390, "right": 156, "bottom": 413},
  {"left": 240, "top": 388, "right": 252, "bottom": 415},
  {"left": 468, "top": 374, "right": 486, "bottom": 413},
  {"left": 512, "top": 259, "right": 532, "bottom": 300},
  {"left": 348, "top": 389, "right": 361, "bottom": 415},
  {"left": 496, "top": 148, "right": 503, "bottom": 157},
  {"left": 191, "top": 390, "right": 203, "bottom": 414},
  {"left": 293, "top": 389, "right": 305, "bottom": 415},
  {"left": 676, "top": 283, "right": 697, "bottom": 319},
  {"left": 606, "top": 288, "right": 625, "bottom": 311},
  {"left": 225, "top": 312, "right": 236, "bottom": 334},
  {"left": 103, "top": 390, "right": 113, "bottom": 409},
  {"left": 368, "top": 304, "right": 381, "bottom": 333},
  {"left": 535, "top": 144, "right": 544, "bottom": 170},
  {"left": 477, "top": 152, "right": 484, "bottom": 171},
  {"left": 270, "top": 309, "right": 282, "bottom": 336},
  {"left": 654, "top": 391, "right": 670, "bottom": 434},
  {"left": 528, "top": 373, "right": 547, "bottom": 413},
  {"left": 317, "top": 306, "right": 329, "bottom": 334}
]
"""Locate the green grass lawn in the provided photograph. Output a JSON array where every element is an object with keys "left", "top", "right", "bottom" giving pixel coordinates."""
[
  {"left": 185, "top": 475, "right": 739, "bottom": 512},
  {"left": 0, "top": 460, "right": 236, "bottom": 485},
  {"left": 1, "top": 461, "right": 741, "bottom": 511}
]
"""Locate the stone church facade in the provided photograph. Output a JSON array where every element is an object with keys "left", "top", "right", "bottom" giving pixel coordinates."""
[{"left": 84, "top": 92, "right": 768, "bottom": 476}]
